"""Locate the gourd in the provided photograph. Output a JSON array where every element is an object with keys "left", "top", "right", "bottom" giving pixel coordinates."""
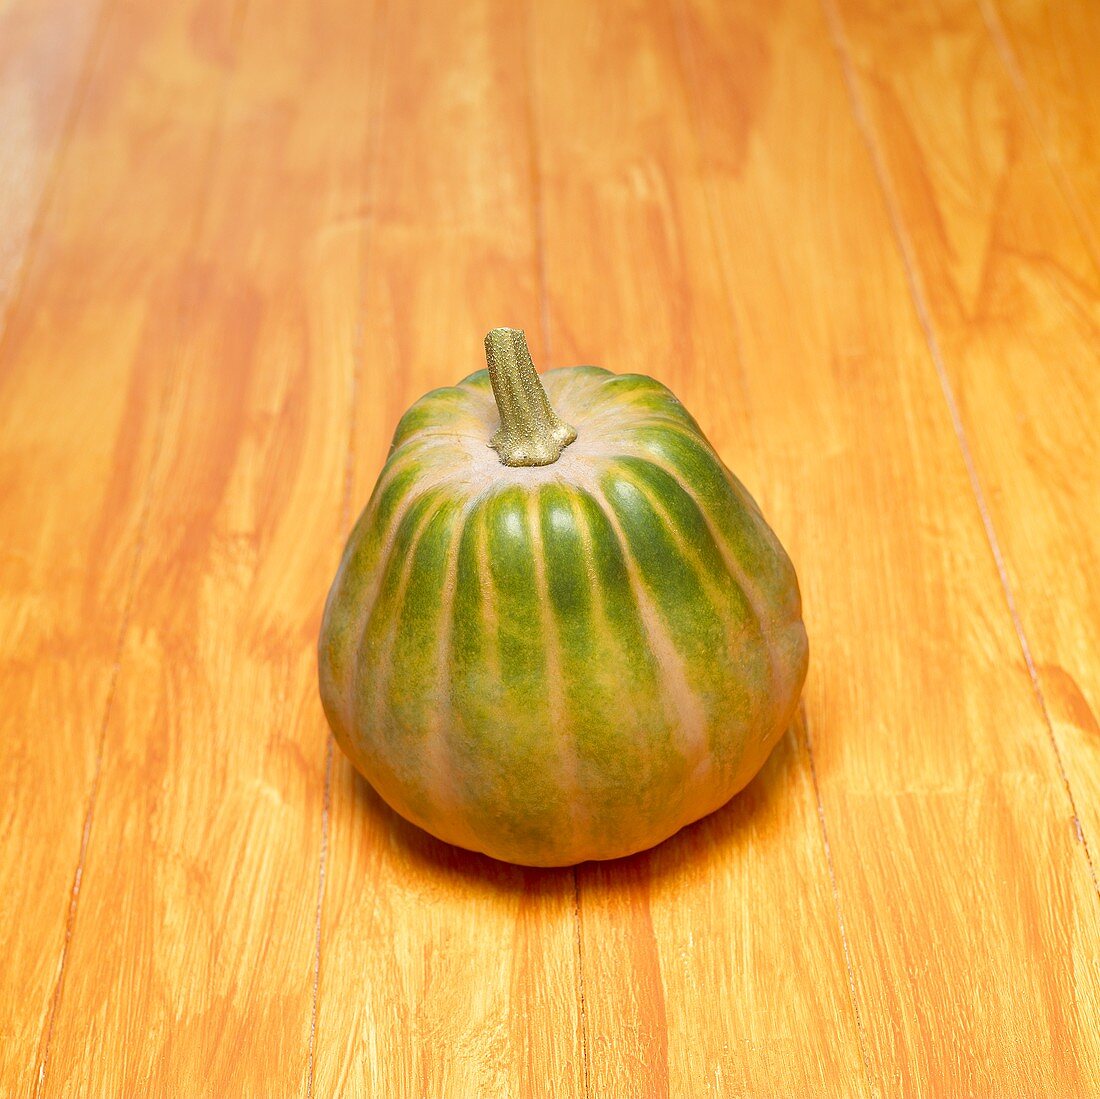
[{"left": 318, "top": 328, "right": 808, "bottom": 866}]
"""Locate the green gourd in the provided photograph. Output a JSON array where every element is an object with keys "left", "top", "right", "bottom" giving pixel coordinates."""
[{"left": 319, "top": 328, "right": 808, "bottom": 866}]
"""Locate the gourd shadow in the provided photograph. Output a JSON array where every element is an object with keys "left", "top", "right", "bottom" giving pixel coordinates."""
[{"left": 341, "top": 714, "right": 808, "bottom": 904}]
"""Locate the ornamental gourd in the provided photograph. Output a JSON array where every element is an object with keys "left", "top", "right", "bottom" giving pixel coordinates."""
[{"left": 318, "top": 328, "right": 808, "bottom": 866}]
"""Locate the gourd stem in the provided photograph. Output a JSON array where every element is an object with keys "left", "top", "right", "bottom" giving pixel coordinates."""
[{"left": 484, "top": 328, "right": 577, "bottom": 467}]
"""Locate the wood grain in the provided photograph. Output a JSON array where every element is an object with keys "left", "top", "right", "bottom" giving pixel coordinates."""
[
  {"left": 529, "top": 0, "right": 869, "bottom": 1093},
  {"left": 34, "top": 0, "right": 369, "bottom": 1090},
  {"left": 0, "top": 0, "right": 248, "bottom": 1091},
  {"left": 312, "top": 1, "right": 584, "bottom": 1094},
  {"left": 980, "top": 0, "right": 1100, "bottom": 256},
  {"left": 717, "top": 0, "right": 1100, "bottom": 1089},
  {"left": 1, "top": 0, "right": 1099, "bottom": 1094},
  {"left": 828, "top": 0, "right": 1100, "bottom": 955}
]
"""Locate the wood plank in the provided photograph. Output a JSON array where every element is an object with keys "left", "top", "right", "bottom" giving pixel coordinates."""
[
  {"left": 830, "top": 0, "right": 1100, "bottom": 880},
  {"left": 311, "top": 1, "right": 585, "bottom": 1095},
  {"left": 529, "top": 1, "right": 871, "bottom": 1094},
  {"left": 2, "top": 0, "right": 1095, "bottom": 1091},
  {"left": 0, "top": 0, "right": 105, "bottom": 313},
  {"left": 0, "top": 1, "right": 245, "bottom": 1091},
  {"left": 979, "top": 0, "right": 1100, "bottom": 256},
  {"left": 37, "top": 0, "right": 378, "bottom": 1091},
  {"left": 676, "top": 0, "right": 1100, "bottom": 1091}
]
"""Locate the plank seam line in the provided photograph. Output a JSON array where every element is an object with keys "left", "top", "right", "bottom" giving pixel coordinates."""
[
  {"left": 801, "top": 706, "right": 878, "bottom": 1099},
  {"left": 34, "top": 272, "right": 157, "bottom": 1093},
  {"left": 820, "top": 0, "right": 1100, "bottom": 900},
  {"left": 306, "top": 0, "right": 392, "bottom": 1087},
  {"left": 0, "top": 0, "right": 115, "bottom": 357},
  {"left": 666, "top": 0, "right": 761, "bottom": 443},
  {"left": 975, "top": 0, "right": 1100, "bottom": 275},
  {"left": 571, "top": 873, "right": 592, "bottom": 1099},
  {"left": 521, "top": 0, "right": 554, "bottom": 371},
  {"left": 26, "top": 0, "right": 157, "bottom": 1085},
  {"left": 306, "top": 738, "right": 334, "bottom": 1099},
  {"left": 664, "top": 0, "right": 878, "bottom": 1090},
  {"left": 306, "top": 235, "right": 365, "bottom": 1099},
  {"left": 521, "top": 3, "right": 590, "bottom": 1093},
  {"left": 33, "top": 1, "right": 253, "bottom": 1088}
]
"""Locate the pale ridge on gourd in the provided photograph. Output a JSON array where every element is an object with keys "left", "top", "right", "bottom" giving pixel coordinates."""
[
  {"left": 622, "top": 463, "right": 779, "bottom": 731},
  {"left": 588, "top": 485, "right": 711, "bottom": 785},
  {"left": 525, "top": 492, "right": 587, "bottom": 851},
  {"left": 418, "top": 516, "right": 467, "bottom": 829},
  {"left": 318, "top": 327, "right": 808, "bottom": 865}
]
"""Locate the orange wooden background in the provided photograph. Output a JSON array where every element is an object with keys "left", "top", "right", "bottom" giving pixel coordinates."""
[{"left": 2, "top": 0, "right": 1099, "bottom": 1094}]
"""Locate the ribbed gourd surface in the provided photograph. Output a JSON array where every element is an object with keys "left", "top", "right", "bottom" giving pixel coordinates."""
[{"left": 319, "top": 366, "right": 808, "bottom": 865}]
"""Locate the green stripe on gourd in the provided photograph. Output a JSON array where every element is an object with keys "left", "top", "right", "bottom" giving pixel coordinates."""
[
  {"left": 391, "top": 387, "right": 475, "bottom": 449},
  {"left": 387, "top": 496, "right": 463, "bottom": 752},
  {"left": 449, "top": 494, "right": 569, "bottom": 863},
  {"left": 352, "top": 493, "right": 444, "bottom": 820},
  {"left": 599, "top": 467, "right": 757, "bottom": 789},
  {"left": 318, "top": 461, "right": 423, "bottom": 723},
  {"left": 612, "top": 457, "right": 772, "bottom": 772},
  {"left": 539, "top": 487, "right": 686, "bottom": 855},
  {"left": 318, "top": 326, "right": 808, "bottom": 866},
  {"left": 600, "top": 373, "right": 705, "bottom": 433},
  {"left": 627, "top": 423, "right": 800, "bottom": 620}
]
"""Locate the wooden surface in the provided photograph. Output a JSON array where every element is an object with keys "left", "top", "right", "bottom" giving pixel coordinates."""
[{"left": 1, "top": 0, "right": 1097, "bottom": 1094}]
